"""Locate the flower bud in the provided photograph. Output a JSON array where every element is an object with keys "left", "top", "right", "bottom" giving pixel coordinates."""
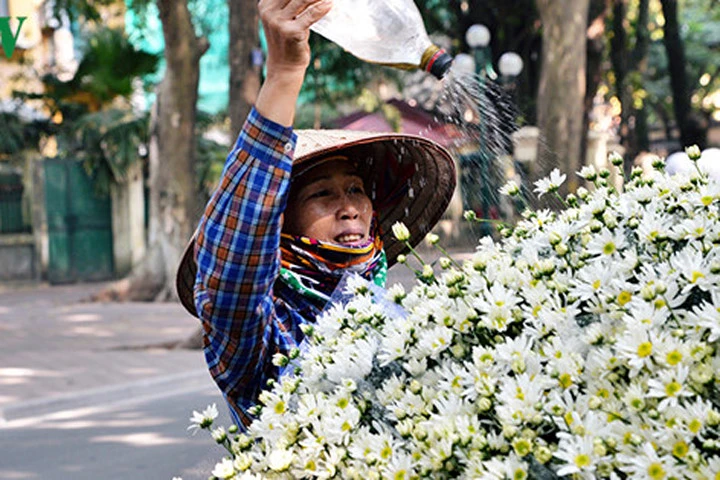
[
  {"left": 707, "top": 409, "right": 720, "bottom": 426},
  {"left": 397, "top": 254, "right": 407, "bottom": 264},
  {"left": 211, "top": 427, "right": 227, "bottom": 443},
  {"left": 426, "top": 233, "right": 440, "bottom": 245},
  {"left": 609, "top": 151, "right": 624, "bottom": 167},
  {"left": 391, "top": 221, "right": 410, "bottom": 241},
  {"left": 421, "top": 264, "right": 434, "bottom": 281},
  {"left": 651, "top": 156, "right": 665, "bottom": 171},
  {"left": 464, "top": 210, "right": 477, "bottom": 222},
  {"left": 272, "top": 353, "right": 289, "bottom": 367},
  {"left": 477, "top": 397, "right": 492, "bottom": 412},
  {"left": 685, "top": 145, "right": 702, "bottom": 161},
  {"left": 534, "top": 445, "right": 553, "bottom": 464}
]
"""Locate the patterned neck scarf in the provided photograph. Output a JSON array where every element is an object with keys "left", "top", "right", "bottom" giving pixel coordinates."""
[{"left": 278, "top": 219, "right": 387, "bottom": 308}]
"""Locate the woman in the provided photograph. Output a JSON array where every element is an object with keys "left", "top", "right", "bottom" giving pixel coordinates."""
[{"left": 176, "top": 0, "right": 456, "bottom": 427}]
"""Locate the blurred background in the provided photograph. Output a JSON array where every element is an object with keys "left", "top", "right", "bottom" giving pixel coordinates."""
[
  {"left": 0, "top": 1, "right": 719, "bottom": 478},
  {"left": 0, "top": 0, "right": 719, "bottom": 290}
]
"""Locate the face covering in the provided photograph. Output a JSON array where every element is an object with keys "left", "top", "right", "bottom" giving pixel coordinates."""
[{"left": 278, "top": 217, "right": 387, "bottom": 307}]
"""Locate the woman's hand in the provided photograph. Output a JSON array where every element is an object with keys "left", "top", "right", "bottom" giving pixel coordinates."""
[
  {"left": 255, "top": 0, "right": 332, "bottom": 126},
  {"left": 260, "top": 0, "right": 332, "bottom": 77}
]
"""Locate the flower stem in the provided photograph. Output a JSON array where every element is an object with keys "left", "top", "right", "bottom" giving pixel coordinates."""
[
  {"left": 404, "top": 241, "right": 427, "bottom": 266},
  {"left": 434, "top": 244, "right": 463, "bottom": 270}
]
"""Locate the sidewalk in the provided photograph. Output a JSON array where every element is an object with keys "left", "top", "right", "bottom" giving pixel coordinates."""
[
  {"left": 0, "top": 246, "right": 477, "bottom": 425},
  {"left": 0, "top": 281, "right": 208, "bottom": 423}
]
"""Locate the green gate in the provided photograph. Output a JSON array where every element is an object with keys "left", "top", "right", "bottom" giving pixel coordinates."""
[{"left": 44, "top": 158, "right": 114, "bottom": 283}]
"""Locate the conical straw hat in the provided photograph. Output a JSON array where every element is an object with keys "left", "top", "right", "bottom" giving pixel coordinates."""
[{"left": 176, "top": 129, "right": 456, "bottom": 318}]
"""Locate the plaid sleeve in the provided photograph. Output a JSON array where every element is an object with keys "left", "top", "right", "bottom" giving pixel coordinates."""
[{"left": 193, "top": 107, "right": 296, "bottom": 421}]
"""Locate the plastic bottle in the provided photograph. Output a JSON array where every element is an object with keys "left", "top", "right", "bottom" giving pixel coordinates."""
[{"left": 310, "top": 0, "right": 453, "bottom": 79}]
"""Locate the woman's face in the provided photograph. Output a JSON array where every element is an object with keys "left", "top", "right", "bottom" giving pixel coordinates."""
[{"left": 284, "top": 160, "right": 373, "bottom": 246}]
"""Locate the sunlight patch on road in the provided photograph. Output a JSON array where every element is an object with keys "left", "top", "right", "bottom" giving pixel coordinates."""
[{"left": 92, "top": 432, "right": 186, "bottom": 446}]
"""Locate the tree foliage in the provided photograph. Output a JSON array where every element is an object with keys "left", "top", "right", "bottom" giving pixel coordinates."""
[{"left": 14, "top": 26, "right": 158, "bottom": 193}]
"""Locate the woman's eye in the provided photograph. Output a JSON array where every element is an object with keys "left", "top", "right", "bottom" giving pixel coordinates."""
[
  {"left": 349, "top": 185, "right": 365, "bottom": 194},
  {"left": 309, "top": 189, "right": 329, "bottom": 199}
]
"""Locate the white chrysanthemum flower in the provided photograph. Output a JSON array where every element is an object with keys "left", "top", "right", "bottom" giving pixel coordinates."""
[
  {"left": 554, "top": 435, "right": 600, "bottom": 478},
  {"left": 586, "top": 228, "right": 627, "bottom": 257},
  {"left": 193, "top": 164, "right": 720, "bottom": 479},
  {"left": 499, "top": 179, "right": 521, "bottom": 196},
  {"left": 267, "top": 448, "right": 294, "bottom": 472},
  {"left": 685, "top": 301, "right": 720, "bottom": 342},
  {"left": 670, "top": 246, "right": 713, "bottom": 293},
  {"left": 647, "top": 366, "right": 693, "bottom": 410},
  {"left": 534, "top": 168, "right": 567, "bottom": 197},
  {"left": 188, "top": 403, "right": 219, "bottom": 434},
  {"left": 211, "top": 458, "right": 236, "bottom": 479},
  {"left": 619, "top": 442, "right": 678, "bottom": 479}
]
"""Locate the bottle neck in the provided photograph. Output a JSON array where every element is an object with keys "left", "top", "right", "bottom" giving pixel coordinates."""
[{"left": 420, "top": 45, "right": 453, "bottom": 79}]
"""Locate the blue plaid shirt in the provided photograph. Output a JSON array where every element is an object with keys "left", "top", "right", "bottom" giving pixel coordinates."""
[{"left": 193, "top": 107, "right": 311, "bottom": 426}]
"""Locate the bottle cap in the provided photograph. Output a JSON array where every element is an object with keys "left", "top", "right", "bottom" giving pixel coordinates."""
[{"left": 421, "top": 46, "right": 453, "bottom": 79}]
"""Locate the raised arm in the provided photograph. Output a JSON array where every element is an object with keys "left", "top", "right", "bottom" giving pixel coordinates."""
[
  {"left": 193, "top": 0, "right": 332, "bottom": 425},
  {"left": 256, "top": 0, "right": 332, "bottom": 126}
]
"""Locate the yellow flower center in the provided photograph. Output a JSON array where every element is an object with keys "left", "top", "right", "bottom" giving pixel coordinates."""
[
  {"left": 592, "top": 279, "right": 602, "bottom": 290},
  {"left": 574, "top": 454, "right": 591, "bottom": 468},
  {"left": 603, "top": 242, "right": 616, "bottom": 255},
  {"left": 394, "top": 471, "right": 407, "bottom": 480},
  {"left": 637, "top": 342, "right": 653, "bottom": 358},
  {"left": 665, "top": 381, "right": 681, "bottom": 397},
  {"left": 513, "top": 469, "right": 527, "bottom": 480},
  {"left": 691, "top": 271, "right": 705, "bottom": 283},
  {"left": 666, "top": 350, "right": 683, "bottom": 365},
  {"left": 559, "top": 373, "right": 573, "bottom": 389},
  {"left": 688, "top": 418, "right": 702, "bottom": 434},
  {"left": 618, "top": 291, "right": 632, "bottom": 306},
  {"left": 701, "top": 195, "right": 713, "bottom": 206},
  {"left": 654, "top": 298, "right": 666, "bottom": 309},
  {"left": 274, "top": 401, "right": 286, "bottom": 415},
  {"left": 647, "top": 462, "right": 666, "bottom": 479},
  {"left": 381, "top": 444, "right": 393, "bottom": 459},
  {"left": 672, "top": 441, "right": 688, "bottom": 458}
]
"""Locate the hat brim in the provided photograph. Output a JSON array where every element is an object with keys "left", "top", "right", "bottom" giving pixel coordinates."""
[{"left": 176, "top": 130, "right": 456, "bottom": 318}]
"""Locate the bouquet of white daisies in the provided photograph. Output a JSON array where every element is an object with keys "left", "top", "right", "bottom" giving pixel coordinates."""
[{"left": 190, "top": 148, "right": 720, "bottom": 479}]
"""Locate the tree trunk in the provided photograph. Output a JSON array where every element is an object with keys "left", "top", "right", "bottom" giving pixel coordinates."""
[
  {"left": 610, "top": 0, "right": 631, "bottom": 176},
  {"left": 90, "top": 0, "right": 208, "bottom": 304},
  {"left": 583, "top": 0, "right": 611, "bottom": 177},
  {"left": 631, "top": 0, "right": 651, "bottom": 155},
  {"left": 535, "top": 0, "right": 590, "bottom": 195},
  {"left": 659, "top": 0, "right": 694, "bottom": 148},
  {"left": 144, "top": 0, "right": 208, "bottom": 301},
  {"left": 228, "top": 0, "right": 261, "bottom": 137}
]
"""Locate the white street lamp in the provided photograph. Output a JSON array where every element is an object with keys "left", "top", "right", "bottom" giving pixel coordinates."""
[
  {"left": 498, "top": 52, "right": 524, "bottom": 78},
  {"left": 465, "top": 24, "right": 491, "bottom": 49},
  {"left": 452, "top": 53, "right": 476, "bottom": 75}
]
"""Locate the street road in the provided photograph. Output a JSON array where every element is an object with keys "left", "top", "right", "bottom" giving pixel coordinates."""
[
  {"left": 0, "top": 383, "right": 230, "bottom": 480},
  {"left": 0, "top": 251, "right": 472, "bottom": 480}
]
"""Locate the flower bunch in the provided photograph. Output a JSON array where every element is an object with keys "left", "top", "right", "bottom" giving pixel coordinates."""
[{"left": 194, "top": 155, "right": 720, "bottom": 479}]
